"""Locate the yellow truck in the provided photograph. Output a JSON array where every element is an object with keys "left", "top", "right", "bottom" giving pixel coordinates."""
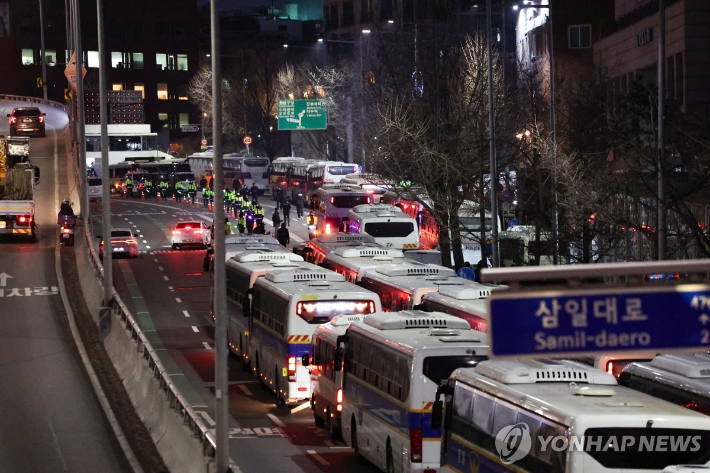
[{"left": 0, "top": 136, "right": 37, "bottom": 241}]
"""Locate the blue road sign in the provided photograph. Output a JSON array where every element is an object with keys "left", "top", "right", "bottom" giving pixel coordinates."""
[
  {"left": 457, "top": 267, "right": 475, "bottom": 281},
  {"left": 487, "top": 285, "right": 710, "bottom": 357}
]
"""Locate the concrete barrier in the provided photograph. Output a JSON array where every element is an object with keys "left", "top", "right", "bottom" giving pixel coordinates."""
[{"left": 76, "top": 228, "right": 240, "bottom": 473}]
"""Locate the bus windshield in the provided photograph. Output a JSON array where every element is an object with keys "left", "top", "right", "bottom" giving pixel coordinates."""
[
  {"left": 364, "top": 222, "right": 414, "bottom": 238},
  {"left": 459, "top": 216, "right": 494, "bottom": 232},
  {"left": 244, "top": 158, "right": 269, "bottom": 167},
  {"left": 327, "top": 165, "right": 357, "bottom": 176},
  {"left": 332, "top": 195, "right": 371, "bottom": 208},
  {"left": 423, "top": 355, "right": 487, "bottom": 385}
]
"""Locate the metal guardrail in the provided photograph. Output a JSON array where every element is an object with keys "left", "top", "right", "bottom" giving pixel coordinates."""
[
  {"left": 82, "top": 228, "right": 224, "bottom": 464},
  {"left": 0, "top": 94, "right": 69, "bottom": 114}
]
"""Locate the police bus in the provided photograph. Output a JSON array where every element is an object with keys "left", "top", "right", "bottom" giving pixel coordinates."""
[
  {"left": 432, "top": 358, "right": 710, "bottom": 473},
  {"left": 300, "top": 232, "right": 376, "bottom": 265},
  {"left": 420, "top": 284, "right": 496, "bottom": 333},
  {"left": 314, "top": 184, "right": 373, "bottom": 237},
  {"left": 241, "top": 156, "right": 271, "bottom": 195},
  {"left": 620, "top": 354, "right": 710, "bottom": 416},
  {"left": 357, "top": 261, "right": 464, "bottom": 312},
  {"left": 321, "top": 246, "right": 407, "bottom": 283},
  {"left": 304, "top": 314, "right": 366, "bottom": 438},
  {"left": 339, "top": 172, "right": 389, "bottom": 203},
  {"left": 339, "top": 310, "right": 489, "bottom": 473},
  {"left": 285, "top": 159, "right": 326, "bottom": 204},
  {"left": 346, "top": 204, "right": 419, "bottom": 250},
  {"left": 268, "top": 157, "right": 305, "bottom": 197},
  {"left": 223, "top": 251, "right": 305, "bottom": 367},
  {"left": 204, "top": 235, "right": 285, "bottom": 272},
  {"left": 248, "top": 264, "right": 382, "bottom": 404}
]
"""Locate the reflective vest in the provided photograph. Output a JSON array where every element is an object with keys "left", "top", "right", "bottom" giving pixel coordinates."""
[
  {"left": 125, "top": 178, "right": 133, "bottom": 186},
  {"left": 307, "top": 214, "right": 317, "bottom": 225}
]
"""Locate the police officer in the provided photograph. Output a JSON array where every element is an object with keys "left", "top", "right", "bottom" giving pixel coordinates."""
[
  {"left": 187, "top": 180, "right": 197, "bottom": 204},
  {"left": 245, "top": 209, "right": 255, "bottom": 235},
  {"left": 202, "top": 185, "right": 210, "bottom": 207},
  {"left": 224, "top": 217, "right": 233, "bottom": 235},
  {"left": 160, "top": 177, "right": 169, "bottom": 199},
  {"left": 125, "top": 175, "right": 134, "bottom": 197},
  {"left": 255, "top": 204, "right": 265, "bottom": 227},
  {"left": 237, "top": 212, "right": 246, "bottom": 235},
  {"left": 175, "top": 180, "right": 184, "bottom": 203},
  {"left": 144, "top": 177, "right": 153, "bottom": 198}
]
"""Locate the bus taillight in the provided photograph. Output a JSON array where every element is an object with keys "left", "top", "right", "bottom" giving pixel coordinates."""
[
  {"left": 410, "top": 427, "right": 422, "bottom": 462},
  {"left": 288, "top": 356, "right": 297, "bottom": 382},
  {"left": 336, "top": 388, "right": 343, "bottom": 412}
]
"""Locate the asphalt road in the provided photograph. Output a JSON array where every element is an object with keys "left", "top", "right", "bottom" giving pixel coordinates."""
[
  {"left": 90, "top": 195, "right": 380, "bottom": 473},
  {"left": 0, "top": 119, "right": 128, "bottom": 472}
]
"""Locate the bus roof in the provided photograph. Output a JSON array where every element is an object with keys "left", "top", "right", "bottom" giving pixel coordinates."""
[
  {"left": 451, "top": 359, "right": 710, "bottom": 427},
  {"left": 316, "top": 184, "right": 367, "bottom": 195},
  {"left": 348, "top": 310, "right": 488, "bottom": 353},
  {"left": 313, "top": 315, "right": 368, "bottom": 343},
  {"left": 622, "top": 354, "right": 710, "bottom": 398}
]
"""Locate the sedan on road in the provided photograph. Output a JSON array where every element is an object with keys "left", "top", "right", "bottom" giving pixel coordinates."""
[
  {"left": 171, "top": 221, "right": 211, "bottom": 250},
  {"left": 7, "top": 107, "right": 46, "bottom": 137},
  {"left": 99, "top": 228, "right": 139, "bottom": 260}
]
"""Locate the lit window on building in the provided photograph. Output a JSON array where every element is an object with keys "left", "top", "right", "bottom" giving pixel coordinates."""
[
  {"left": 21, "top": 48, "right": 34, "bottom": 65},
  {"left": 156, "top": 53, "right": 168, "bottom": 71},
  {"left": 177, "top": 54, "right": 188, "bottom": 71},
  {"left": 134, "top": 83, "right": 145, "bottom": 98},
  {"left": 179, "top": 113, "right": 189, "bottom": 127},
  {"left": 87, "top": 50, "right": 100, "bottom": 68},
  {"left": 133, "top": 52, "right": 144, "bottom": 69},
  {"left": 112, "top": 83, "right": 124, "bottom": 91},
  {"left": 111, "top": 51, "right": 123, "bottom": 68},
  {"left": 157, "top": 83, "right": 168, "bottom": 100},
  {"left": 178, "top": 84, "right": 189, "bottom": 100},
  {"left": 44, "top": 50, "right": 57, "bottom": 66},
  {"left": 158, "top": 113, "right": 169, "bottom": 129}
]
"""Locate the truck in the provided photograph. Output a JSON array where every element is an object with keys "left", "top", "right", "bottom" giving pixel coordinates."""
[{"left": 0, "top": 136, "right": 38, "bottom": 241}]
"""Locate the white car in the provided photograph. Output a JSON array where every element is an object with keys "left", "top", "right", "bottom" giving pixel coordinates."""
[
  {"left": 171, "top": 221, "right": 211, "bottom": 250},
  {"left": 99, "top": 228, "right": 139, "bottom": 260},
  {"left": 88, "top": 178, "right": 102, "bottom": 201}
]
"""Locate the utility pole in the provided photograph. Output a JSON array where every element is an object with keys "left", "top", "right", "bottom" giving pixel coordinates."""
[
  {"left": 39, "top": 0, "right": 47, "bottom": 99},
  {"left": 72, "top": 0, "right": 88, "bottom": 219},
  {"left": 657, "top": 0, "right": 666, "bottom": 260},
  {"left": 486, "top": 0, "right": 499, "bottom": 267},
  {"left": 548, "top": 0, "right": 559, "bottom": 265},
  {"left": 97, "top": 0, "right": 112, "bottom": 307},
  {"left": 243, "top": 78, "right": 249, "bottom": 155},
  {"left": 211, "top": 0, "right": 229, "bottom": 471}
]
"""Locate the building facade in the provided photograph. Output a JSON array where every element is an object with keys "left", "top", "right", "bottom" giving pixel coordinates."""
[
  {"left": 594, "top": 0, "right": 710, "bottom": 120},
  {"left": 0, "top": 0, "right": 199, "bottom": 140}
]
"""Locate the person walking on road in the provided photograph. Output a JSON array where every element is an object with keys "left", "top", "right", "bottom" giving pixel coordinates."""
[
  {"left": 276, "top": 222, "right": 290, "bottom": 247},
  {"left": 282, "top": 200, "right": 291, "bottom": 226},
  {"left": 295, "top": 193, "right": 304, "bottom": 219},
  {"left": 224, "top": 217, "right": 233, "bottom": 235},
  {"left": 271, "top": 209, "right": 281, "bottom": 232}
]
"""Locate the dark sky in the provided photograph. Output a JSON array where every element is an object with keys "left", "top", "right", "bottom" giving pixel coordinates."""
[{"left": 197, "top": 0, "right": 283, "bottom": 10}]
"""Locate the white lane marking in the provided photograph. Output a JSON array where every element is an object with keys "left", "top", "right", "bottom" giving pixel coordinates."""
[
  {"left": 202, "top": 342, "right": 212, "bottom": 350},
  {"left": 163, "top": 275, "right": 169, "bottom": 281},
  {"left": 191, "top": 326, "right": 199, "bottom": 333},
  {"left": 153, "top": 258, "right": 159, "bottom": 262},
  {"left": 143, "top": 240, "right": 148, "bottom": 243},
  {"left": 290, "top": 401, "right": 310, "bottom": 414},
  {"left": 139, "top": 235, "right": 144, "bottom": 238},
  {"left": 239, "top": 385, "right": 253, "bottom": 396},
  {"left": 146, "top": 245, "right": 151, "bottom": 249},
  {"left": 132, "top": 225, "right": 137, "bottom": 228},
  {"left": 128, "top": 221, "right": 132, "bottom": 224},
  {"left": 306, "top": 450, "right": 329, "bottom": 466},
  {"left": 267, "top": 413, "right": 285, "bottom": 427},
  {"left": 175, "top": 297, "right": 182, "bottom": 303},
  {"left": 183, "top": 310, "right": 190, "bottom": 317},
  {"left": 158, "top": 266, "right": 164, "bottom": 271},
  {"left": 168, "top": 286, "right": 174, "bottom": 291},
  {"left": 124, "top": 218, "right": 128, "bottom": 220}
]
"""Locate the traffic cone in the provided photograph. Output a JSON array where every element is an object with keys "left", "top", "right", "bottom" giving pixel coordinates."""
[
  {"left": 230, "top": 208, "right": 236, "bottom": 218},
  {"left": 141, "top": 192, "right": 145, "bottom": 200},
  {"left": 208, "top": 203, "right": 213, "bottom": 211},
  {"left": 157, "top": 193, "right": 162, "bottom": 201},
  {"left": 172, "top": 195, "right": 176, "bottom": 204},
  {"left": 194, "top": 201, "right": 199, "bottom": 209}
]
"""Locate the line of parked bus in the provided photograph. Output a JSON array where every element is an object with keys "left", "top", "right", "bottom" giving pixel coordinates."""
[{"left": 207, "top": 233, "right": 710, "bottom": 473}]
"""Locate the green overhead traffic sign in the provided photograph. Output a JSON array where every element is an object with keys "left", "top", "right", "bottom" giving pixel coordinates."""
[{"left": 277, "top": 99, "right": 327, "bottom": 130}]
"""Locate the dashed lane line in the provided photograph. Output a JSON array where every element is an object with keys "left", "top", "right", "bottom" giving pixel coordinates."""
[
  {"left": 183, "top": 310, "right": 190, "bottom": 318},
  {"left": 266, "top": 413, "right": 285, "bottom": 427},
  {"left": 175, "top": 297, "right": 182, "bottom": 303},
  {"left": 191, "top": 326, "right": 199, "bottom": 333},
  {"left": 306, "top": 450, "right": 329, "bottom": 466}
]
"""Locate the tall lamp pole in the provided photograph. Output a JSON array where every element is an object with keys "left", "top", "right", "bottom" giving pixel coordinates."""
[
  {"left": 39, "top": 0, "right": 47, "bottom": 99},
  {"left": 657, "top": 0, "right": 666, "bottom": 260},
  {"left": 486, "top": 0, "right": 499, "bottom": 267},
  {"left": 243, "top": 78, "right": 249, "bottom": 155}
]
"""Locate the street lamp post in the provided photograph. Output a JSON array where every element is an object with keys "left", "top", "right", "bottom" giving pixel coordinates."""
[{"left": 243, "top": 77, "right": 249, "bottom": 155}]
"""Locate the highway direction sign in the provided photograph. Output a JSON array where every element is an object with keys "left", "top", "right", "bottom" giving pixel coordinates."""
[
  {"left": 487, "top": 285, "right": 710, "bottom": 357},
  {"left": 277, "top": 99, "right": 327, "bottom": 130}
]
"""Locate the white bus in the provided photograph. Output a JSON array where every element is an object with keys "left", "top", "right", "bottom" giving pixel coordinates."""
[
  {"left": 248, "top": 264, "right": 382, "bottom": 404},
  {"left": 357, "top": 261, "right": 466, "bottom": 312},
  {"left": 323, "top": 162, "right": 359, "bottom": 184},
  {"left": 304, "top": 314, "right": 367, "bottom": 438},
  {"left": 314, "top": 184, "right": 373, "bottom": 237},
  {"left": 339, "top": 172, "right": 389, "bottom": 204},
  {"left": 204, "top": 235, "right": 286, "bottom": 272},
  {"left": 339, "top": 310, "right": 489, "bottom": 473},
  {"left": 420, "top": 284, "right": 496, "bottom": 333},
  {"left": 347, "top": 204, "right": 419, "bottom": 250},
  {"left": 85, "top": 123, "right": 172, "bottom": 166},
  {"left": 223, "top": 251, "right": 305, "bottom": 366},
  {"left": 268, "top": 157, "right": 306, "bottom": 196},
  {"left": 241, "top": 156, "right": 271, "bottom": 194},
  {"left": 321, "top": 246, "right": 407, "bottom": 283},
  {"left": 300, "top": 232, "right": 377, "bottom": 265},
  {"left": 433, "top": 358, "right": 710, "bottom": 473},
  {"left": 620, "top": 354, "right": 710, "bottom": 416}
]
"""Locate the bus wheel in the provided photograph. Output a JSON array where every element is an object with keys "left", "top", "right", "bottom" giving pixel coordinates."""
[
  {"left": 313, "top": 397, "right": 325, "bottom": 427},
  {"left": 351, "top": 417, "right": 360, "bottom": 457},
  {"left": 328, "top": 410, "right": 341, "bottom": 441},
  {"left": 386, "top": 439, "right": 394, "bottom": 473}
]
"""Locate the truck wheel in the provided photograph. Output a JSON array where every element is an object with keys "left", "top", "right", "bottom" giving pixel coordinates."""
[{"left": 30, "top": 224, "right": 38, "bottom": 243}]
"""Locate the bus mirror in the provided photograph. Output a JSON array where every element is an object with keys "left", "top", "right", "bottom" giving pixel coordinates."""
[
  {"left": 333, "top": 348, "right": 344, "bottom": 371},
  {"left": 301, "top": 354, "right": 310, "bottom": 366},
  {"left": 431, "top": 399, "right": 443, "bottom": 430}
]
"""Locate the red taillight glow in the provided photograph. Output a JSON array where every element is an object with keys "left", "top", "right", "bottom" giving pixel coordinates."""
[
  {"left": 366, "top": 196, "right": 371, "bottom": 203},
  {"left": 18, "top": 216, "right": 27, "bottom": 223},
  {"left": 38, "top": 116, "right": 44, "bottom": 123},
  {"left": 114, "top": 239, "right": 137, "bottom": 245},
  {"left": 336, "top": 388, "right": 343, "bottom": 412},
  {"left": 9, "top": 117, "right": 17, "bottom": 124},
  {"left": 330, "top": 197, "right": 335, "bottom": 204},
  {"left": 62, "top": 227, "right": 71, "bottom": 234},
  {"left": 288, "top": 356, "right": 297, "bottom": 382},
  {"left": 410, "top": 427, "right": 423, "bottom": 462},
  {"left": 172, "top": 230, "right": 180, "bottom": 235},
  {"left": 325, "top": 223, "right": 331, "bottom": 234},
  {"left": 606, "top": 361, "right": 615, "bottom": 376},
  {"left": 193, "top": 229, "right": 203, "bottom": 235},
  {"left": 17, "top": 215, "right": 31, "bottom": 224}
]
